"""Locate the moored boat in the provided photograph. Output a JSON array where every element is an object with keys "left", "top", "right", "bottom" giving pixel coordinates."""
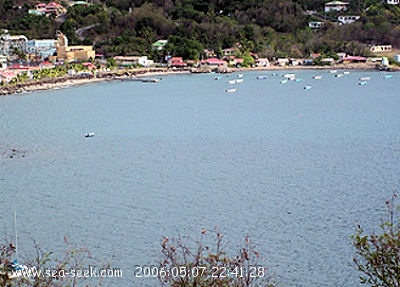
[
  {"left": 141, "top": 78, "right": 161, "bottom": 83},
  {"left": 225, "top": 88, "right": 237, "bottom": 93},
  {"left": 283, "top": 73, "right": 295, "bottom": 78}
]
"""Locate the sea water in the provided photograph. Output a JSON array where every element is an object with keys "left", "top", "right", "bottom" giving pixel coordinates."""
[{"left": 1, "top": 70, "right": 400, "bottom": 286}]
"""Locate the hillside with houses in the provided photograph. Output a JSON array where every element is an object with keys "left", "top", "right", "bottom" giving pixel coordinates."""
[{"left": 0, "top": 0, "right": 399, "bottom": 86}]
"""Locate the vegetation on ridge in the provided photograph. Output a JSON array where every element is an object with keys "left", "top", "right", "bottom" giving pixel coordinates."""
[{"left": 0, "top": 0, "right": 399, "bottom": 59}]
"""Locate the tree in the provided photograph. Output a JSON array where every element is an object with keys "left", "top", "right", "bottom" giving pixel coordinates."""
[
  {"left": 352, "top": 193, "right": 400, "bottom": 287},
  {"left": 165, "top": 35, "right": 204, "bottom": 60},
  {"left": 106, "top": 57, "right": 117, "bottom": 69},
  {"left": 159, "top": 227, "right": 275, "bottom": 287}
]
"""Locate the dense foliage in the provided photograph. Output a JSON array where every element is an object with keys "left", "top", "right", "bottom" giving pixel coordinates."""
[
  {"left": 159, "top": 228, "right": 274, "bottom": 287},
  {"left": 352, "top": 194, "right": 400, "bottom": 287},
  {"left": 0, "top": 0, "right": 399, "bottom": 59}
]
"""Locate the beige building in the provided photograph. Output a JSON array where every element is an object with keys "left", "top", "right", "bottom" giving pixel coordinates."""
[
  {"left": 370, "top": 45, "right": 392, "bottom": 53},
  {"left": 54, "top": 31, "right": 95, "bottom": 62}
]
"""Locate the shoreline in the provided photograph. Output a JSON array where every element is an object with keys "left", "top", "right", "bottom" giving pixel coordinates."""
[{"left": 0, "top": 63, "right": 395, "bottom": 96}]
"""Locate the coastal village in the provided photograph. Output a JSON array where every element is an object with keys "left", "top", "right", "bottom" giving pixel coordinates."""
[
  {"left": 1, "top": 2, "right": 400, "bottom": 287},
  {"left": 0, "top": 0, "right": 399, "bottom": 94}
]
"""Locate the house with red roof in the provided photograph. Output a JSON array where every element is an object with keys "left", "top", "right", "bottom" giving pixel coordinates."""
[
  {"left": 168, "top": 57, "right": 187, "bottom": 67},
  {"left": 29, "top": 2, "right": 66, "bottom": 16},
  {"left": 82, "top": 62, "right": 97, "bottom": 69},
  {"left": 9, "top": 64, "right": 30, "bottom": 70},
  {"left": 203, "top": 58, "right": 227, "bottom": 66},
  {"left": 341, "top": 55, "right": 367, "bottom": 63},
  {"left": 0, "top": 70, "right": 17, "bottom": 83}
]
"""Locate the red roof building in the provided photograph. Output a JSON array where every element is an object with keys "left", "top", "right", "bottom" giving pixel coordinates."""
[
  {"left": 168, "top": 57, "right": 187, "bottom": 67},
  {"left": 203, "top": 58, "right": 227, "bottom": 66},
  {"left": 341, "top": 56, "right": 367, "bottom": 62}
]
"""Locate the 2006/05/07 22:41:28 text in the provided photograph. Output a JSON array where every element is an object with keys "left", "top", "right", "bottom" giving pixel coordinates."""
[{"left": 134, "top": 265, "right": 266, "bottom": 279}]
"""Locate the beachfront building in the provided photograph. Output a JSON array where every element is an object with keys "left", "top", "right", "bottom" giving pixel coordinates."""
[
  {"left": 168, "top": 57, "right": 187, "bottom": 68},
  {"left": 321, "top": 58, "right": 335, "bottom": 65},
  {"left": 113, "top": 56, "right": 152, "bottom": 67},
  {"left": 341, "top": 55, "right": 367, "bottom": 63},
  {"left": 26, "top": 39, "right": 57, "bottom": 59},
  {"left": 0, "top": 30, "right": 28, "bottom": 56},
  {"left": 256, "top": 58, "right": 270, "bottom": 67},
  {"left": 325, "top": 1, "right": 349, "bottom": 12},
  {"left": 202, "top": 58, "right": 227, "bottom": 67},
  {"left": 54, "top": 31, "right": 95, "bottom": 62},
  {"left": 226, "top": 56, "right": 244, "bottom": 67},
  {"left": 0, "top": 70, "right": 17, "bottom": 83},
  {"left": 338, "top": 15, "right": 360, "bottom": 24},
  {"left": 370, "top": 45, "right": 392, "bottom": 53},
  {"left": 276, "top": 58, "right": 290, "bottom": 66}
]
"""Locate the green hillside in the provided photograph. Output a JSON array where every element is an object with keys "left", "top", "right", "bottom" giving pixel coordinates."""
[{"left": 1, "top": 0, "right": 399, "bottom": 59}]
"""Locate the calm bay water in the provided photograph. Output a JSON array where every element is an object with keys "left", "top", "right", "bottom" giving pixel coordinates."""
[{"left": 1, "top": 70, "right": 400, "bottom": 286}]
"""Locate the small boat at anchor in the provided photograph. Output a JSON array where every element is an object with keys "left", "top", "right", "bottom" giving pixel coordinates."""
[
  {"left": 85, "top": 132, "right": 95, "bottom": 138},
  {"left": 225, "top": 88, "right": 237, "bottom": 93},
  {"left": 141, "top": 78, "right": 161, "bottom": 83}
]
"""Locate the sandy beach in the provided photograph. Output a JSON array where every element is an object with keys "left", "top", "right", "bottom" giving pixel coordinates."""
[{"left": 0, "top": 62, "right": 395, "bottom": 96}]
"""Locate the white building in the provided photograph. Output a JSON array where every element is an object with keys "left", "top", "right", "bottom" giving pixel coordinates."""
[
  {"left": 387, "top": 0, "right": 399, "bottom": 4},
  {"left": 0, "top": 30, "right": 28, "bottom": 56},
  {"left": 338, "top": 15, "right": 360, "bottom": 24},
  {"left": 26, "top": 39, "right": 57, "bottom": 58},
  {"left": 325, "top": 1, "right": 349, "bottom": 12},
  {"left": 256, "top": 58, "right": 270, "bottom": 67},
  {"left": 113, "top": 56, "right": 152, "bottom": 67},
  {"left": 309, "top": 21, "right": 323, "bottom": 28}
]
